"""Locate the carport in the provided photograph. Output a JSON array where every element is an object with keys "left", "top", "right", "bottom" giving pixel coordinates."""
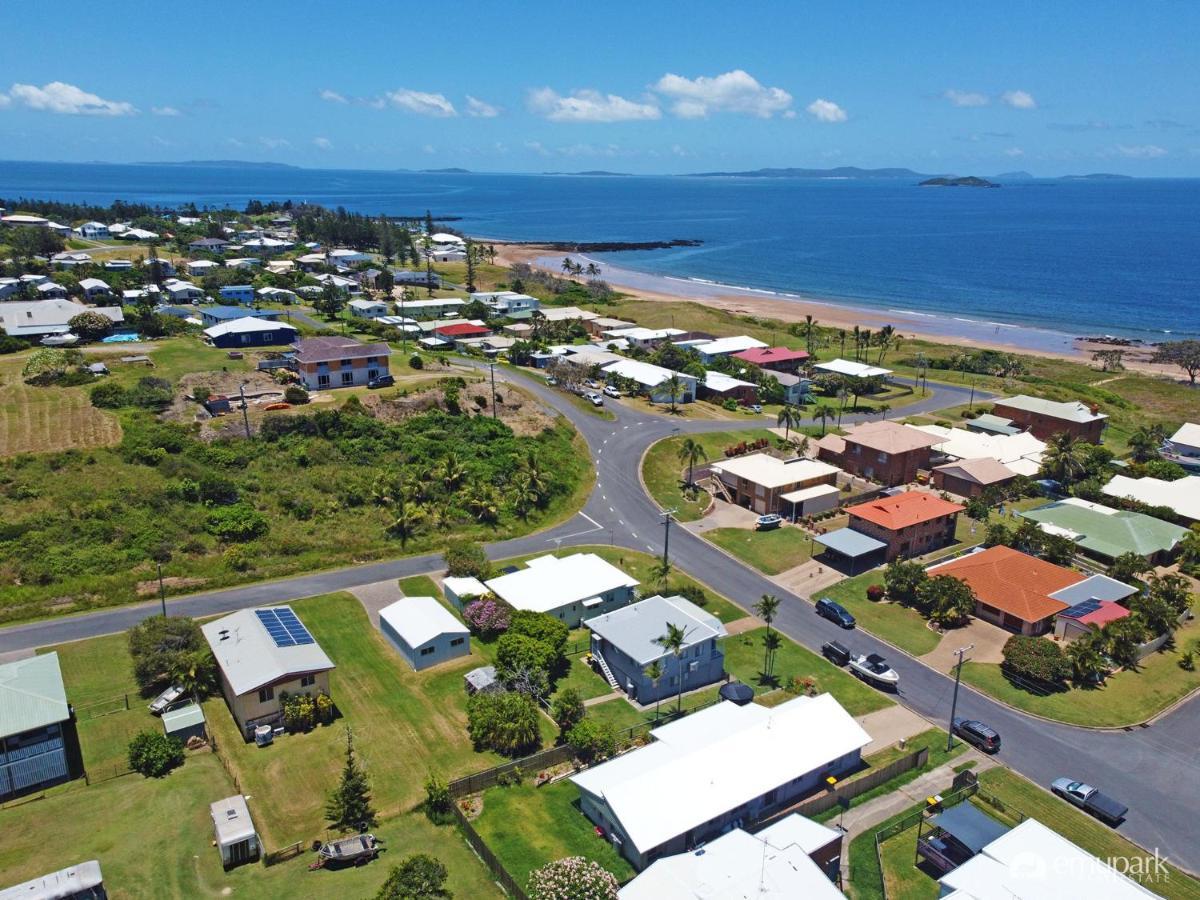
[
  {"left": 814, "top": 528, "right": 887, "bottom": 575},
  {"left": 782, "top": 483, "right": 842, "bottom": 521},
  {"left": 916, "top": 802, "right": 1010, "bottom": 874}
]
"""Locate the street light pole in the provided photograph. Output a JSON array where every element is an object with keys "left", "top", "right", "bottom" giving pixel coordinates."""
[
  {"left": 238, "top": 382, "right": 251, "bottom": 439},
  {"left": 489, "top": 363, "right": 498, "bottom": 419},
  {"left": 157, "top": 561, "right": 167, "bottom": 618},
  {"left": 946, "top": 643, "right": 974, "bottom": 752},
  {"left": 660, "top": 508, "right": 676, "bottom": 569}
]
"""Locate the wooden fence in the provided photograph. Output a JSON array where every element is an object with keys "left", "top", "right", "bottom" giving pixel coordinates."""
[{"left": 452, "top": 803, "right": 530, "bottom": 900}]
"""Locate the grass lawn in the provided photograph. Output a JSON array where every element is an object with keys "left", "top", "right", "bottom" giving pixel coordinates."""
[
  {"left": 976, "top": 768, "right": 1200, "bottom": 900},
  {"left": 958, "top": 617, "right": 1200, "bottom": 727},
  {"left": 878, "top": 821, "right": 939, "bottom": 900},
  {"left": 0, "top": 353, "right": 122, "bottom": 456},
  {"left": 722, "top": 627, "right": 893, "bottom": 716},
  {"left": 553, "top": 653, "right": 617, "bottom": 702},
  {"left": 706, "top": 525, "right": 814, "bottom": 575},
  {"left": 397, "top": 574, "right": 441, "bottom": 598},
  {"left": 641, "top": 429, "right": 777, "bottom": 522},
  {"left": 846, "top": 803, "right": 922, "bottom": 900},
  {"left": 205, "top": 591, "right": 546, "bottom": 849},
  {"left": 472, "top": 779, "right": 636, "bottom": 888},
  {"left": 585, "top": 685, "right": 724, "bottom": 734},
  {"left": 820, "top": 571, "right": 942, "bottom": 656}
]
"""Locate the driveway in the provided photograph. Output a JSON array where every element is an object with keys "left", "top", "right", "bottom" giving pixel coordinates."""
[
  {"left": 682, "top": 498, "right": 758, "bottom": 533},
  {"left": 920, "top": 618, "right": 1011, "bottom": 671}
]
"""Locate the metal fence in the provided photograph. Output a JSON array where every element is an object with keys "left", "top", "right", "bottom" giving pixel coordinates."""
[{"left": 448, "top": 745, "right": 576, "bottom": 798}]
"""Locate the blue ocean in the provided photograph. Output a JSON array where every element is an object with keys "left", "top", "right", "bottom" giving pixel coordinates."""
[{"left": 2, "top": 160, "right": 1197, "bottom": 342}]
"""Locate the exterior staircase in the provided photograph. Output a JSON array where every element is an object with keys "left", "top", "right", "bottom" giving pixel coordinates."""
[
  {"left": 707, "top": 474, "right": 734, "bottom": 504},
  {"left": 592, "top": 649, "right": 620, "bottom": 690}
]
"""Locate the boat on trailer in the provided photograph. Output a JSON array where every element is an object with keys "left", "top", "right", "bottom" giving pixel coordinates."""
[{"left": 310, "top": 833, "right": 381, "bottom": 869}]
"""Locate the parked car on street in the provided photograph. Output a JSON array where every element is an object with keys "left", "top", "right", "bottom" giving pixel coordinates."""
[
  {"left": 747, "top": 404, "right": 763, "bottom": 413},
  {"left": 1050, "top": 778, "right": 1128, "bottom": 825},
  {"left": 546, "top": 376, "right": 558, "bottom": 386},
  {"left": 952, "top": 717, "right": 1001, "bottom": 753},
  {"left": 815, "top": 597, "right": 856, "bottom": 629},
  {"left": 848, "top": 653, "right": 900, "bottom": 689},
  {"left": 367, "top": 374, "right": 395, "bottom": 389},
  {"left": 821, "top": 640, "right": 851, "bottom": 667},
  {"left": 583, "top": 392, "right": 604, "bottom": 406},
  {"left": 148, "top": 684, "right": 185, "bottom": 715},
  {"left": 603, "top": 385, "right": 621, "bottom": 398},
  {"left": 755, "top": 513, "right": 783, "bottom": 531}
]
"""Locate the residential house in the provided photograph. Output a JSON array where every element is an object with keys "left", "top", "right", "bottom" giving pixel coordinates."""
[
  {"left": 1164, "top": 423, "right": 1200, "bottom": 470},
  {"left": 0, "top": 653, "right": 76, "bottom": 799},
  {"left": 436, "top": 322, "right": 491, "bottom": 345},
  {"left": 484, "top": 553, "right": 639, "bottom": 627},
  {"left": 225, "top": 257, "right": 261, "bottom": 270},
  {"left": 619, "top": 814, "right": 843, "bottom": 899},
  {"left": 188, "top": 237, "right": 229, "bottom": 253},
  {"left": 51, "top": 251, "right": 93, "bottom": 268},
  {"left": 210, "top": 795, "right": 261, "bottom": 869},
  {"left": 240, "top": 237, "right": 292, "bottom": 255},
  {"left": 199, "top": 306, "right": 283, "bottom": 327},
  {"left": 1049, "top": 575, "right": 1140, "bottom": 643},
  {"left": 928, "top": 545, "right": 1132, "bottom": 635},
  {"left": 604, "top": 327, "right": 687, "bottom": 351},
  {"left": 0, "top": 278, "right": 22, "bottom": 300},
  {"left": 394, "top": 297, "right": 465, "bottom": 320},
  {"left": 913, "top": 423, "right": 1046, "bottom": 477},
  {"left": 471, "top": 290, "right": 541, "bottom": 315},
  {"left": 204, "top": 317, "right": 298, "bottom": 349},
  {"left": 602, "top": 359, "right": 698, "bottom": 405},
  {"left": 291, "top": 336, "right": 391, "bottom": 391},
  {"left": 965, "top": 412, "right": 1023, "bottom": 436},
  {"left": 932, "top": 458, "right": 1018, "bottom": 498},
  {"left": 393, "top": 268, "right": 442, "bottom": 288},
  {"left": 201, "top": 606, "right": 336, "bottom": 739},
  {"left": 537, "top": 305, "right": 599, "bottom": 324},
  {"left": 816, "top": 421, "right": 944, "bottom": 485},
  {"left": 73, "top": 221, "right": 109, "bottom": 239},
  {"left": 219, "top": 285, "right": 256, "bottom": 305},
  {"left": 812, "top": 358, "right": 892, "bottom": 379},
  {"left": 119, "top": 227, "right": 159, "bottom": 241},
  {"left": 348, "top": 298, "right": 389, "bottom": 319},
  {"left": 327, "top": 248, "right": 371, "bottom": 266},
  {"left": 442, "top": 576, "right": 489, "bottom": 609},
  {"left": 255, "top": 286, "right": 298, "bottom": 305},
  {"left": 35, "top": 281, "right": 69, "bottom": 300},
  {"left": 1103, "top": 473, "right": 1200, "bottom": 524},
  {"left": 585, "top": 594, "right": 728, "bottom": 703},
  {"left": 991, "top": 395, "right": 1107, "bottom": 443},
  {"left": 0, "top": 861, "right": 105, "bottom": 899},
  {"left": 430, "top": 247, "right": 466, "bottom": 262},
  {"left": 143, "top": 256, "right": 175, "bottom": 276},
  {"left": 379, "top": 597, "right": 470, "bottom": 671},
  {"left": 163, "top": 279, "right": 205, "bottom": 302},
  {"left": 0, "top": 299, "right": 123, "bottom": 339},
  {"left": 572, "top": 694, "right": 870, "bottom": 870},
  {"left": 430, "top": 232, "right": 465, "bottom": 247},
  {"left": 731, "top": 345, "right": 811, "bottom": 374},
  {"left": 78, "top": 278, "right": 112, "bottom": 302},
  {"left": 266, "top": 259, "right": 296, "bottom": 276},
  {"left": 701, "top": 370, "right": 758, "bottom": 405},
  {"left": 842, "top": 491, "right": 963, "bottom": 562},
  {"left": 187, "top": 259, "right": 221, "bottom": 278},
  {"left": 710, "top": 453, "right": 841, "bottom": 517},
  {"left": 1021, "top": 497, "right": 1189, "bottom": 564},
  {"left": 0, "top": 213, "right": 49, "bottom": 227},
  {"left": 585, "top": 316, "right": 637, "bottom": 337},
  {"left": 692, "top": 335, "right": 768, "bottom": 363}
]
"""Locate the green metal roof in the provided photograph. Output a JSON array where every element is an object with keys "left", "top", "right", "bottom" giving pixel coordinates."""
[
  {"left": 162, "top": 702, "right": 206, "bottom": 733},
  {"left": 0, "top": 652, "right": 70, "bottom": 738},
  {"left": 1021, "top": 499, "right": 1188, "bottom": 560}
]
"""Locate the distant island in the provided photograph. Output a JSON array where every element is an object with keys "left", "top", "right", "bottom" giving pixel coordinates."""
[
  {"left": 919, "top": 176, "right": 999, "bottom": 188},
  {"left": 686, "top": 166, "right": 934, "bottom": 180},
  {"left": 135, "top": 160, "right": 299, "bottom": 170},
  {"left": 543, "top": 170, "right": 634, "bottom": 177},
  {"left": 1059, "top": 173, "right": 1135, "bottom": 181},
  {"left": 421, "top": 167, "right": 471, "bottom": 174}
]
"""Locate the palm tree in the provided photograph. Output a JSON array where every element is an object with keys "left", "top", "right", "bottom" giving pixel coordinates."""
[
  {"left": 1067, "top": 635, "right": 1108, "bottom": 686},
  {"left": 585, "top": 262, "right": 601, "bottom": 278},
  {"left": 519, "top": 450, "right": 548, "bottom": 505},
  {"left": 838, "top": 329, "right": 847, "bottom": 358},
  {"left": 653, "top": 558, "right": 672, "bottom": 592},
  {"left": 654, "top": 623, "right": 689, "bottom": 714},
  {"left": 876, "top": 324, "right": 896, "bottom": 365},
  {"left": 851, "top": 326, "right": 861, "bottom": 362},
  {"left": 388, "top": 495, "right": 425, "bottom": 548},
  {"left": 804, "top": 314, "right": 817, "bottom": 355},
  {"left": 878, "top": 403, "right": 892, "bottom": 420},
  {"left": 777, "top": 404, "right": 800, "bottom": 442},
  {"left": 561, "top": 257, "right": 574, "bottom": 275},
  {"left": 664, "top": 373, "right": 686, "bottom": 414},
  {"left": 1127, "top": 425, "right": 1165, "bottom": 463},
  {"left": 465, "top": 482, "right": 500, "bottom": 523},
  {"left": 677, "top": 437, "right": 707, "bottom": 489},
  {"left": 1040, "top": 432, "right": 1088, "bottom": 484},
  {"left": 439, "top": 453, "right": 466, "bottom": 493},
  {"left": 644, "top": 660, "right": 665, "bottom": 723},
  {"left": 836, "top": 388, "right": 849, "bottom": 427},
  {"left": 814, "top": 406, "right": 834, "bottom": 436},
  {"left": 753, "top": 594, "right": 781, "bottom": 682}
]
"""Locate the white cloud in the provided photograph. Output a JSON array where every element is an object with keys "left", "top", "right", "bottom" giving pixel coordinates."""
[
  {"left": 652, "top": 70, "right": 792, "bottom": 119},
  {"left": 259, "top": 137, "right": 291, "bottom": 150},
  {"left": 422, "top": 143, "right": 436, "bottom": 154},
  {"left": 313, "top": 137, "right": 333, "bottom": 150},
  {"left": 524, "top": 140, "right": 550, "bottom": 156},
  {"left": 319, "top": 89, "right": 348, "bottom": 104},
  {"left": 151, "top": 105, "right": 181, "bottom": 117},
  {"left": 0, "top": 93, "right": 10, "bottom": 108},
  {"left": 1004, "top": 147, "right": 1025, "bottom": 157},
  {"left": 224, "top": 138, "right": 245, "bottom": 149},
  {"left": 1117, "top": 144, "right": 1167, "bottom": 158},
  {"left": 944, "top": 89, "right": 989, "bottom": 108},
  {"left": 386, "top": 89, "right": 457, "bottom": 117},
  {"left": 528, "top": 87, "right": 660, "bottom": 123},
  {"left": 465, "top": 95, "right": 500, "bottom": 118},
  {"left": 1000, "top": 90, "right": 1037, "bottom": 109},
  {"left": 7, "top": 81, "right": 135, "bottom": 116},
  {"left": 806, "top": 98, "right": 847, "bottom": 123}
]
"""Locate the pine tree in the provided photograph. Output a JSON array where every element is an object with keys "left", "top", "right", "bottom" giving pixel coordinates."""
[{"left": 325, "top": 727, "right": 378, "bottom": 832}]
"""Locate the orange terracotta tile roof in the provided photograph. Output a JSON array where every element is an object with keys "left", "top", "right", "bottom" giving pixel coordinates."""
[
  {"left": 928, "top": 545, "right": 1081, "bottom": 624},
  {"left": 845, "top": 491, "right": 964, "bottom": 530}
]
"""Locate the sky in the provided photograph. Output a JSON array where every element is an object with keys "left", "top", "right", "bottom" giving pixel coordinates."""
[{"left": 0, "top": 1, "right": 1197, "bottom": 176}]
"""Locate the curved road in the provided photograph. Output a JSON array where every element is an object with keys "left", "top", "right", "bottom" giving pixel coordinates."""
[{"left": 2, "top": 368, "right": 1197, "bottom": 874}]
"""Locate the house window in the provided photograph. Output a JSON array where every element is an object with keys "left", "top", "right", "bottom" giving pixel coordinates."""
[
  {"left": 367, "top": 369, "right": 378, "bottom": 380},
  {"left": 258, "top": 686, "right": 274, "bottom": 703},
  {"left": 877, "top": 452, "right": 888, "bottom": 462},
  {"left": 341, "top": 371, "right": 354, "bottom": 385},
  {"left": 420, "top": 647, "right": 436, "bottom": 656},
  {"left": 318, "top": 374, "right": 330, "bottom": 388},
  {"left": 300, "top": 674, "right": 315, "bottom": 688},
  {"left": 450, "top": 637, "right": 465, "bottom": 647},
  {"left": 340, "top": 358, "right": 353, "bottom": 368},
  {"left": 367, "top": 356, "right": 378, "bottom": 365}
]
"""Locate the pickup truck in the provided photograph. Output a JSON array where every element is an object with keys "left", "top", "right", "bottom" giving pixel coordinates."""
[{"left": 1050, "top": 778, "right": 1128, "bottom": 826}]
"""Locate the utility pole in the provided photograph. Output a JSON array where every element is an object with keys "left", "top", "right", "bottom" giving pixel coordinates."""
[
  {"left": 489, "top": 362, "right": 498, "bottom": 419},
  {"left": 157, "top": 560, "right": 167, "bottom": 618},
  {"left": 968, "top": 377, "right": 976, "bottom": 410},
  {"left": 660, "top": 508, "right": 677, "bottom": 569},
  {"left": 946, "top": 643, "right": 974, "bottom": 752},
  {"left": 238, "top": 382, "right": 251, "bottom": 439}
]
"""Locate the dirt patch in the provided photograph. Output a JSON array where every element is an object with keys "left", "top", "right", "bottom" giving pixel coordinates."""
[
  {"left": 135, "top": 576, "right": 208, "bottom": 597},
  {"left": 163, "top": 367, "right": 286, "bottom": 427},
  {"left": 458, "top": 795, "right": 483, "bottom": 820},
  {"left": 364, "top": 383, "right": 557, "bottom": 437}
]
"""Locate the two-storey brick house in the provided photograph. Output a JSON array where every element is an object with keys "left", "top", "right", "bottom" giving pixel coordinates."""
[
  {"left": 291, "top": 336, "right": 391, "bottom": 390},
  {"left": 844, "top": 491, "right": 964, "bottom": 561}
]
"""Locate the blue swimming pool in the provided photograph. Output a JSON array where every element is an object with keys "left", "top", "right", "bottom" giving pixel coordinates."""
[{"left": 101, "top": 333, "right": 141, "bottom": 343}]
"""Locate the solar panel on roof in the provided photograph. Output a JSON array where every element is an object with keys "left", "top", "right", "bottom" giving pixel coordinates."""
[
  {"left": 275, "top": 608, "right": 315, "bottom": 645},
  {"left": 1061, "top": 599, "right": 1102, "bottom": 619},
  {"left": 255, "top": 608, "right": 303, "bottom": 647}
]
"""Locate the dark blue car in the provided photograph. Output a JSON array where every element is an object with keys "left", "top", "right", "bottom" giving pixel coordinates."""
[{"left": 815, "top": 597, "right": 856, "bottom": 629}]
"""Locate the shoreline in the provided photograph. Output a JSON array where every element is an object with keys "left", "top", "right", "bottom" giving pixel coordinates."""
[{"left": 490, "top": 242, "right": 1177, "bottom": 375}]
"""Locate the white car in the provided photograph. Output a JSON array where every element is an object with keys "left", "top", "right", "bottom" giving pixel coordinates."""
[
  {"left": 603, "top": 385, "right": 621, "bottom": 398},
  {"left": 587, "top": 394, "right": 604, "bottom": 407}
]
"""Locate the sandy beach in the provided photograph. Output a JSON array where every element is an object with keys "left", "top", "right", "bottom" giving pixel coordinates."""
[{"left": 491, "top": 242, "right": 1175, "bottom": 376}]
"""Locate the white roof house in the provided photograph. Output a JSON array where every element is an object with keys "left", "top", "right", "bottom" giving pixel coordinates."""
[
  {"left": 619, "top": 814, "right": 843, "bottom": 899},
  {"left": 256, "top": 286, "right": 298, "bottom": 303},
  {"left": 813, "top": 358, "right": 892, "bottom": 379},
  {"left": 1103, "top": 473, "right": 1200, "bottom": 523},
  {"left": 379, "top": 597, "right": 468, "bottom": 650},
  {"left": 539, "top": 305, "right": 600, "bottom": 323},
  {"left": 0, "top": 299, "right": 124, "bottom": 338},
  {"left": 443, "top": 575, "right": 489, "bottom": 608},
  {"left": 201, "top": 607, "right": 335, "bottom": 697},
  {"left": 911, "top": 424, "right": 1047, "bottom": 476},
  {"left": 586, "top": 594, "right": 727, "bottom": 667},
  {"left": 702, "top": 370, "right": 757, "bottom": 394},
  {"left": 1167, "top": 423, "right": 1200, "bottom": 456},
  {"left": 430, "top": 232, "right": 465, "bottom": 245},
  {"left": 692, "top": 336, "right": 768, "bottom": 360},
  {"left": 603, "top": 359, "right": 696, "bottom": 391},
  {"left": 712, "top": 454, "right": 840, "bottom": 490},
  {"left": 0, "top": 861, "right": 105, "bottom": 900},
  {"left": 485, "top": 553, "right": 638, "bottom": 616},
  {"left": 572, "top": 694, "right": 870, "bottom": 864},
  {"left": 203, "top": 317, "right": 297, "bottom": 341},
  {"left": 939, "top": 818, "right": 1157, "bottom": 900}
]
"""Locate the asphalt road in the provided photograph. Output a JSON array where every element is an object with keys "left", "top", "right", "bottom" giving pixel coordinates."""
[{"left": 3, "top": 366, "right": 1197, "bottom": 873}]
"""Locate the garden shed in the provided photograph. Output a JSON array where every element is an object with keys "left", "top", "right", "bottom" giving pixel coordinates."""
[{"left": 162, "top": 702, "right": 206, "bottom": 743}]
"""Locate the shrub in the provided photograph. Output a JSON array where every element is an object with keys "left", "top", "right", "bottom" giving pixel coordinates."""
[
  {"left": 565, "top": 718, "right": 617, "bottom": 764},
  {"left": 466, "top": 690, "right": 541, "bottom": 756},
  {"left": 528, "top": 857, "right": 619, "bottom": 900},
  {"left": 68, "top": 311, "right": 115, "bottom": 341},
  {"left": 444, "top": 539, "right": 492, "bottom": 579},
  {"left": 128, "top": 730, "right": 185, "bottom": 777},
  {"left": 206, "top": 503, "right": 269, "bottom": 542},
  {"left": 463, "top": 597, "right": 510, "bottom": 637},
  {"left": 315, "top": 692, "right": 335, "bottom": 724},
  {"left": 283, "top": 384, "right": 309, "bottom": 404},
  {"left": 883, "top": 560, "right": 927, "bottom": 606},
  {"left": 675, "top": 583, "right": 708, "bottom": 607},
  {"left": 866, "top": 584, "right": 885, "bottom": 602},
  {"left": 409, "top": 353, "right": 424, "bottom": 370},
  {"left": 89, "top": 381, "right": 128, "bottom": 408},
  {"left": 373, "top": 854, "right": 450, "bottom": 900},
  {"left": 1002, "top": 635, "right": 1070, "bottom": 686},
  {"left": 223, "top": 545, "right": 253, "bottom": 571},
  {"left": 281, "top": 691, "right": 317, "bottom": 731},
  {"left": 423, "top": 772, "right": 453, "bottom": 823},
  {"left": 550, "top": 687, "right": 585, "bottom": 732}
]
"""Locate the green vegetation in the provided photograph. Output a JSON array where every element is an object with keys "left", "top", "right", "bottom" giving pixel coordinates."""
[
  {"left": 723, "top": 627, "right": 893, "bottom": 716},
  {"left": 127, "top": 730, "right": 185, "bottom": 777},
  {"left": 706, "top": 525, "right": 814, "bottom": 574},
  {"left": 847, "top": 803, "right": 918, "bottom": 900},
  {"left": 642, "top": 429, "right": 777, "bottom": 521},
  {"left": 877, "top": 819, "right": 939, "bottom": 900},
  {"left": 820, "top": 571, "right": 942, "bottom": 656},
  {"left": 0, "top": 397, "right": 588, "bottom": 624},
  {"left": 586, "top": 686, "right": 723, "bottom": 732},
  {"left": 472, "top": 779, "right": 635, "bottom": 887}
]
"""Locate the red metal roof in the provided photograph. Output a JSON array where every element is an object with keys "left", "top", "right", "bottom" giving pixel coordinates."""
[
  {"left": 435, "top": 323, "right": 490, "bottom": 337},
  {"left": 731, "top": 346, "right": 811, "bottom": 365},
  {"left": 1076, "top": 603, "right": 1131, "bottom": 626}
]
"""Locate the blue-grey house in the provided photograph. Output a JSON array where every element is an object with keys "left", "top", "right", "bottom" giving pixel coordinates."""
[
  {"left": 200, "top": 306, "right": 283, "bottom": 327},
  {"left": 1, "top": 652, "right": 76, "bottom": 799},
  {"left": 219, "top": 285, "right": 256, "bottom": 305},
  {"left": 585, "top": 594, "right": 728, "bottom": 704}
]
